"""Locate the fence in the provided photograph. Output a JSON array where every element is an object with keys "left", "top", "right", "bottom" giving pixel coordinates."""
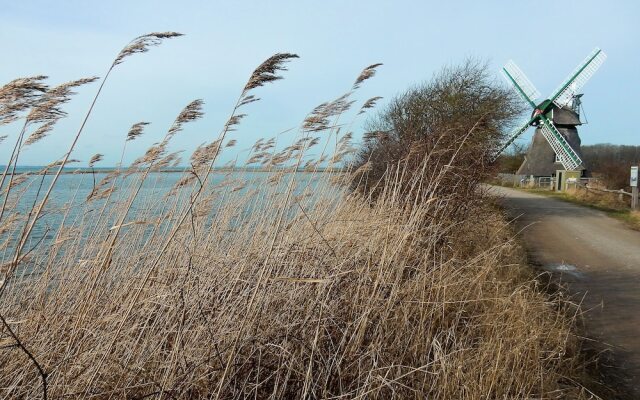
[
  {"left": 496, "top": 174, "right": 556, "bottom": 189},
  {"left": 496, "top": 174, "right": 604, "bottom": 190},
  {"left": 495, "top": 174, "right": 638, "bottom": 210},
  {"left": 582, "top": 184, "right": 632, "bottom": 200}
]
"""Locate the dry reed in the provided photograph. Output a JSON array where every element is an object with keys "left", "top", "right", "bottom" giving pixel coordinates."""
[{"left": 0, "top": 35, "right": 596, "bottom": 400}]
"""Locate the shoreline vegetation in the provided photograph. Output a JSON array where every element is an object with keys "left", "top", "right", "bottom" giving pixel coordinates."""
[{"left": 0, "top": 33, "right": 600, "bottom": 398}]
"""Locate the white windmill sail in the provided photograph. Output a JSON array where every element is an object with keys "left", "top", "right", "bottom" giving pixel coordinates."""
[
  {"left": 492, "top": 117, "right": 533, "bottom": 161},
  {"left": 503, "top": 60, "right": 540, "bottom": 106},
  {"left": 551, "top": 48, "right": 607, "bottom": 108},
  {"left": 538, "top": 118, "right": 583, "bottom": 170}
]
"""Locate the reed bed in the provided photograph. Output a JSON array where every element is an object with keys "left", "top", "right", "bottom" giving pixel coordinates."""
[{"left": 0, "top": 33, "right": 594, "bottom": 399}]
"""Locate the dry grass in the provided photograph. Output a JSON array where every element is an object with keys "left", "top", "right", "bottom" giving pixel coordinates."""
[
  {"left": 0, "top": 187, "right": 594, "bottom": 399},
  {"left": 619, "top": 209, "right": 640, "bottom": 231},
  {"left": 0, "top": 34, "right": 596, "bottom": 399},
  {"left": 564, "top": 187, "right": 629, "bottom": 210},
  {"left": 631, "top": 210, "right": 640, "bottom": 222}
]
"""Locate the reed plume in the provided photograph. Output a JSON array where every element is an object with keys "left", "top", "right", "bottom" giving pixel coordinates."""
[
  {"left": 242, "top": 53, "right": 299, "bottom": 95},
  {"left": 358, "top": 96, "right": 383, "bottom": 115},
  {"left": 112, "top": 32, "right": 184, "bottom": 67},
  {"left": 0, "top": 76, "right": 48, "bottom": 125},
  {"left": 126, "top": 121, "right": 150, "bottom": 141},
  {"left": 353, "top": 63, "right": 383, "bottom": 89},
  {"left": 26, "top": 77, "right": 99, "bottom": 125},
  {"left": 167, "top": 99, "right": 204, "bottom": 138},
  {"left": 23, "top": 121, "right": 55, "bottom": 146},
  {"left": 88, "top": 154, "right": 104, "bottom": 167}
]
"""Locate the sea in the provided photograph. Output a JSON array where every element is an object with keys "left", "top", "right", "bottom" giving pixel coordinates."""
[{"left": 1, "top": 166, "right": 334, "bottom": 255}]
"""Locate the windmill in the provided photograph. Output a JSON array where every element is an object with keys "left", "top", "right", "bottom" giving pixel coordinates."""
[{"left": 494, "top": 48, "right": 606, "bottom": 177}]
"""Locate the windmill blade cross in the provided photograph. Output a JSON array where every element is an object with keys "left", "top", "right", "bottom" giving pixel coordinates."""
[
  {"left": 539, "top": 116, "right": 583, "bottom": 170},
  {"left": 503, "top": 60, "right": 540, "bottom": 108},
  {"left": 550, "top": 48, "right": 607, "bottom": 108}
]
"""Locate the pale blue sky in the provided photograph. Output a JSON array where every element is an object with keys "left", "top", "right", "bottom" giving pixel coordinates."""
[{"left": 1, "top": 0, "right": 638, "bottom": 166}]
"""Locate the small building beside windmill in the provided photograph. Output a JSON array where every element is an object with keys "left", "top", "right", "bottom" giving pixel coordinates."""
[{"left": 517, "top": 104, "right": 586, "bottom": 177}]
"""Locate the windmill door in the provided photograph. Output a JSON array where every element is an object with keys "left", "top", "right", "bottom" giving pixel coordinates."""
[{"left": 556, "top": 171, "right": 563, "bottom": 191}]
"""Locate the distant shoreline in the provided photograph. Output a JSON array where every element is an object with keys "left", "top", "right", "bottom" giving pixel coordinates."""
[{"left": 1, "top": 166, "right": 344, "bottom": 175}]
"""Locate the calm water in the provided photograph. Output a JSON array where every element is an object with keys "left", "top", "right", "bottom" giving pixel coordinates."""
[{"left": 1, "top": 168, "right": 334, "bottom": 256}]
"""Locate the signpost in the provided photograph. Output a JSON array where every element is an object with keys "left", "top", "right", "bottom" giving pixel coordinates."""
[{"left": 631, "top": 166, "right": 639, "bottom": 210}]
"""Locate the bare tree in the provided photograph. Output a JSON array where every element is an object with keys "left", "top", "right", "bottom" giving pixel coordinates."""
[
  {"left": 497, "top": 142, "right": 527, "bottom": 174},
  {"left": 582, "top": 144, "right": 640, "bottom": 189}
]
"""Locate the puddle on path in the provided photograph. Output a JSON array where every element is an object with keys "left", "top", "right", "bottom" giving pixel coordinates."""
[{"left": 543, "top": 263, "right": 585, "bottom": 278}]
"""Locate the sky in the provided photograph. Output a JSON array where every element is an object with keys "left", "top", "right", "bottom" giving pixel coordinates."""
[{"left": 1, "top": 0, "right": 638, "bottom": 166}]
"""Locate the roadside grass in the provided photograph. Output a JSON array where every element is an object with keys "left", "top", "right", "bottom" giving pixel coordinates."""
[{"left": 624, "top": 210, "right": 640, "bottom": 230}]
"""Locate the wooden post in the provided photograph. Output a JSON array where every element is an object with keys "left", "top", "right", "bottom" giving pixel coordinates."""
[{"left": 631, "top": 166, "right": 639, "bottom": 210}]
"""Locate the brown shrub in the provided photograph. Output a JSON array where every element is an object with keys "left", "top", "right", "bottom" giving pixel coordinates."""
[{"left": 349, "top": 59, "right": 523, "bottom": 212}]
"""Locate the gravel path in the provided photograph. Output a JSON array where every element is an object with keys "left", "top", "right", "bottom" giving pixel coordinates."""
[{"left": 490, "top": 186, "right": 640, "bottom": 398}]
